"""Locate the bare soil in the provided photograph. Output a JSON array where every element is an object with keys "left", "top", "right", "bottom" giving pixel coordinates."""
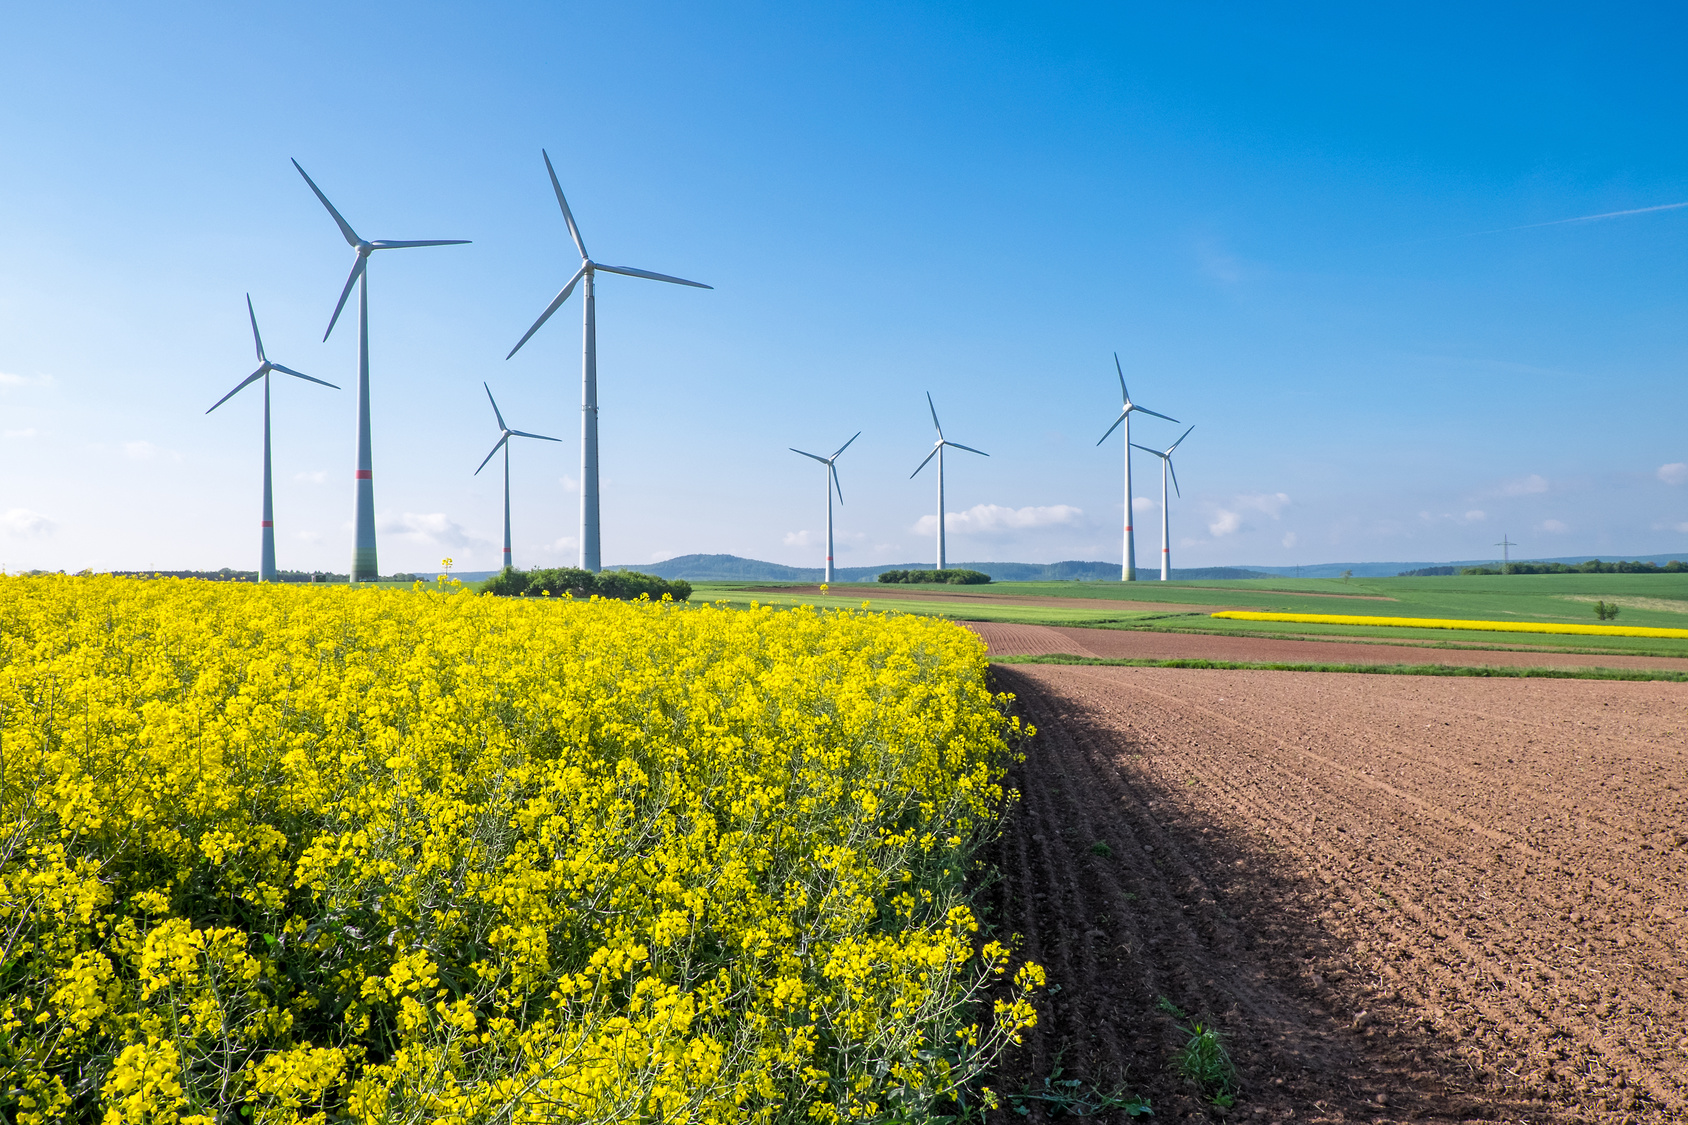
[
  {"left": 968, "top": 622, "right": 1688, "bottom": 672},
  {"left": 983, "top": 664, "right": 1688, "bottom": 1123}
]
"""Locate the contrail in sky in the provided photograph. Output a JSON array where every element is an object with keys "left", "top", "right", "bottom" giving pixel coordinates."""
[{"left": 1466, "top": 200, "right": 1688, "bottom": 237}]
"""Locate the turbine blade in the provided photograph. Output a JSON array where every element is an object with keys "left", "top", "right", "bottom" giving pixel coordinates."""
[
  {"left": 474, "top": 434, "right": 508, "bottom": 475},
  {"left": 543, "top": 149, "right": 589, "bottom": 261},
  {"left": 1129, "top": 442, "right": 1164, "bottom": 456},
  {"left": 926, "top": 391, "right": 943, "bottom": 438},
  {"left": 324, "top": 254, "right": 366, "bottom": 341},
  {"left": 909, "top": 445, "right": 939, "bottom": 478},
  {"left": 1130, "top": 404, "right": 1179, "bottom": 423},
  {"left": 246, "top": 293, "right": 265, "bottom": 361},
  {"left": 946, "top": 441, "right": 989, "bottom": 457},
  {"left": 594, "top": 263, "right": 711, "bottom": 289},
  {"left": 483, "top": 382, "right": 508, "bottom": 432},
  {"left": 1096, "top": 412, "right": 1125, "bottom": 446},
  {"left": 1114, "top": 351, "right": 1129, "bottom": 403},
  {"left": 508, "top": 429, "right": 562, "bottom": 442},
  {"left": 506, "top": 262, "right": 588, "bottom": 359},
  {"left": 1168, "top": 458, "right": 1182, "bottom": 498},
  {"left": 831, "top": 430, "right": 862, "bottom": 459},
  {"left": 790, "top": 448, "right": 830, "bottom": 464},
  {"left": 368, "top": 239, "right": 471, "bottom": 249},
  {"left": 292, "top": 158, "right": 361, "bottom": 247},
  {"left": 206, "top": 366, "right": 267, "bottom": 413},
  {"left": 832, "top": 463, "right": 844, "bottom": 505},
  {"left": 270, "top": 363, "right": 338, "bottom": 389},
  {"left": 1168, "top": 424, "right": 1195, "bottom": 452}
]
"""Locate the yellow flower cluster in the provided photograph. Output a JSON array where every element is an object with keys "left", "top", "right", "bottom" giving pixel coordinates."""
[
  {"left": 0, "top": 575, "right": 1040, "bottom": 1124},
  {"left": 1210, "top": 609, "right": 1688, "bottom": 639}
]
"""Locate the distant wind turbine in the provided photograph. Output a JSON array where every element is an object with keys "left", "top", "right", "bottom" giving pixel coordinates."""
[
  {"left": 206, "top": 294, "right": 338, "bottom": 582},
  {"left": 910, "top": 393, "right": 987, "bottom": 571},
  {"left": 292, "top": 158, "right": 470, "bottom": 582},
  {"left": 790, "top": 432, "right": 860, "bottom": 584},
  {"left": 475, "top": 383, "right": 561, "bottom": 571},
  {"left": 1131, "top": 425, "right": 1194, "bottom": 581},
  {"left": 1095, "top": 353, "right": 1177, "bottom": 582},
  {"left": 506, "top": 149, "right": 712, "bottom": 573}
]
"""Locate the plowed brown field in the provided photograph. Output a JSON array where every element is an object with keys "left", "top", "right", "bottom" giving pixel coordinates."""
[
  {"left": 968, "top": 621, "right": 1688, "bottom": 672},
  {"left": 984, "top": 664, "right": 1688, "bottom": 1124}
]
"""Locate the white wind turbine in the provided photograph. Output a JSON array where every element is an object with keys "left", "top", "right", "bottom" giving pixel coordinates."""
[
  {"left": 475, "top": 383, "right": 562, "bottom": 572},
  {"left": 789, "top": 432, "right": 860, "bottom": 584},
  {"left": 1131, "top": 425, "right": 1194, "bottom": 581},
  {"left": 910, "top": 393, "right": 987, "bottom": 571},
  {"left": 506, "top": 150, "right": 712, "bottom": 573},
  {"left": 1095, "top": 353, "right": 1177, "bottom": 582},
  {"left": 206, "top": 294, "right": 339, "bottom": 582},
  {"left": 292, "top": 159, "right": 470, "bottom": 582}
]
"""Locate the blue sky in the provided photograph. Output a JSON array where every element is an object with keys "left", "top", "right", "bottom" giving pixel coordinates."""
[{"left": 2, "top": 2, "right": 1684, "bottom": 574}]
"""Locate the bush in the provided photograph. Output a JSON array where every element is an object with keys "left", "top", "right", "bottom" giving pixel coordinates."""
[
  {"left": 876, "top": 568, "right": 991, "bottom": 585},
  {"left": 481, "top": 566, "right": 692, "bottom": 601}
]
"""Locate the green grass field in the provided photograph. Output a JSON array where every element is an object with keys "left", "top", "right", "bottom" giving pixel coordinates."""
[{"left": 690, "top": 573, "right": 1688, "bottom": 657}]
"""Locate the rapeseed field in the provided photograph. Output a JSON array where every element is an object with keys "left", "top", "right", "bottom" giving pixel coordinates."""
[{"left": 0, "top": 576, "right": 1039, "bottom": 1123}]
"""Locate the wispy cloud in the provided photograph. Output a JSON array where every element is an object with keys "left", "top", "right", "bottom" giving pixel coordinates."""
[
  {"left": 2, "top": 508, "right": 55, "bottom": 537},
  {"left": 783, "top": 530, "right": 819, "bottom": 548},
  {"left": 1208, "top": 492, "right": 1291, "bottom": 537},
  {"left": 915, "top": 503, "right": 1083, "bottom": 537},
  {"left": 1538, "top": 519, "right": 1569, "bottom": 533},
  {"left": 377, "top": 512, "right": 487, "bottom": 549},
  {"left": 1498, "top": 474, "right": 1549, "bottom": 497},
  {"left": 3, "top": 428, "right": 36, "bottom": 439},
  {"left": 1419, "top": 509, "right": 1486, "bottom": 525},
  {"left": 294, "top": 470, "right": 327, "bottom": 484},
  {"left": 0, "top": 372, "right": 52, "bottom": 390},
  {"left": 1658, "top": 463, "right": 1688, "bottom": 486}
]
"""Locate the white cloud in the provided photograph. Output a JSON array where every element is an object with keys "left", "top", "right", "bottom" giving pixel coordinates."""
[
  {"left": 559, "top": 475, "right": 579, "bottom": 493},
  {"left": 1464, "top": 509, "right": 1486, "bottom": 523},
  {"left": 1282, "top": 531, "right": 1297, "bottom": 548},
  {"left": 123, "top": 441, "right": 157, "bottom": 460},
  {"left": 294, "top": 470, "right": 327, "bottom": 484},
  {"left": 914, "top": 503, "right": 1083, "bottom": 538},
  {"left": 1419, "top": 509, "right": 1486, "bottom": 526},
  {"left": 2, "top": 508, "right": 55, "bottom": 537},
  {"left": 1659, "top": 463, "right": 1688, "bottom": 486},
  {"left": 3, "top": 428, "right": 36, "bottom": 439},
  {"left": 1208, "top": 492, "right": 1291, "bottom": 537},
  {"left": 295, "top": 531, "right": 323, "bottom": 544},
  {"left": 783, "top": 530, "right": 819, "bottom": 548},
  {"left": 1500, "top": 474, "right": 1549, "bottom": 496},
  {"left": 0, "top": 372, "right": 52, "bottom": 390},
  {"left": 1538, "top": 519, "right": 1569, "bottom": 533},
  {"left": 376, "top": 512, "right": 486, "bottom": 549},
  {"left": 1131, "top": 496, "right": 1156, "bottom": 513}
]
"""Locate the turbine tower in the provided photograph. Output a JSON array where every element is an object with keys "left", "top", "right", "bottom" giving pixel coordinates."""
[
  {"left": 506, "top": 150, "right": 711, "bottom": 572},
  {"left": 789, "top": 432, "right": 860, "bottom": 584},
  {"left": 1131, "top": 425, "right": 1194, "bottom": 581},
  {"left": 1095, "top": 352, "right": 1177, "bottom": 582},
  {"left": 206, "top": 295, "right": 339, "bottom": 582},
  {"left": 910, "top": 393, "right": 987, "bottom": 571},
  {"left": 293, "top": 159, "right": 469, "bottom": 582},
  {"left": 475, "top": 383, "right": 561, "bottom": 571}
]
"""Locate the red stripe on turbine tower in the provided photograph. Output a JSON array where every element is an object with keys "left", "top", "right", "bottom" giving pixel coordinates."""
[
  {"left": 355, "top": 470, "right": 372, "bottom": 479},
  {"left": 261, "top": 521, "right": 274, "bottom": 527}
]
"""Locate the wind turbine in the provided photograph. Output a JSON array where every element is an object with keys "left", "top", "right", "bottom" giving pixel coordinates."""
[
  {"left": 1131, "top": 425, "right": 1194, "bottom": 581},
  {"left": 207, "top": 295, "right": 339, "bottom": 583},
  {"left": 475, "top": 383, "right": 562, "bottom": 571},
  {"left": 292, "top": 158, "right": 470, "bottom": 582},
  {"left": 910, "top": 393, "right": 987, "bottom": 571},
  {"left": 790, "top": 432, "right": 860, "bottom": 584},
  {"left": 1095, "top": 353, "right": 1178, "bottom": 582},
  {"left": 506, "top": 149, "right": 712, "bottom": 573}
]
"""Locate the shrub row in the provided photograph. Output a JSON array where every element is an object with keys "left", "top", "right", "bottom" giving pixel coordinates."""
[
  {"left": 876, "top": 569, "right": 991, "bottom": 585},
  {"left": 480, "top": 566, "right": 692, "bottom": 601}
]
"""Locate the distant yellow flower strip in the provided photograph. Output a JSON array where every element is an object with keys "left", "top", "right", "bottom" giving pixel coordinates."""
[
  {"left": 0, "top": 576, "right": 1040, "bottom": 1124},
  {"left": 1211, "top": 609, "right": 1688, "bottom": 639}
]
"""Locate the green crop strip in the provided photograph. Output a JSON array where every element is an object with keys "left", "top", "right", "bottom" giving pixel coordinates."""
[{"left": 987, "top": 653, "right": 1688, "bottom": 682}]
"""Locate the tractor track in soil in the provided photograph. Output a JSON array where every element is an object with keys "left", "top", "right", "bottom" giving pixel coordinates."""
[{"left": 981, "top": 664, "right": 1688, "bottom": 1124}]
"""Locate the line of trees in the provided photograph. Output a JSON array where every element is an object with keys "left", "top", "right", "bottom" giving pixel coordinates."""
[
  {"left": 875, "top": 568, "right": 991, "bottom": 585},
  {"left": 1459, "top": 559, "right": 1687, "bottom": 576},
  {"left": 480, "top": 567, "right": 692, "bottom": 601}
]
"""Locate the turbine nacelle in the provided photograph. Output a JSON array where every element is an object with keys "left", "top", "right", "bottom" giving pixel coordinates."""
[
  {"left": 207, "top": 294, "right": 339, "bottom": 413},
  {"left": 476, "top": 382, "right": 561, "bottom": 475}
]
